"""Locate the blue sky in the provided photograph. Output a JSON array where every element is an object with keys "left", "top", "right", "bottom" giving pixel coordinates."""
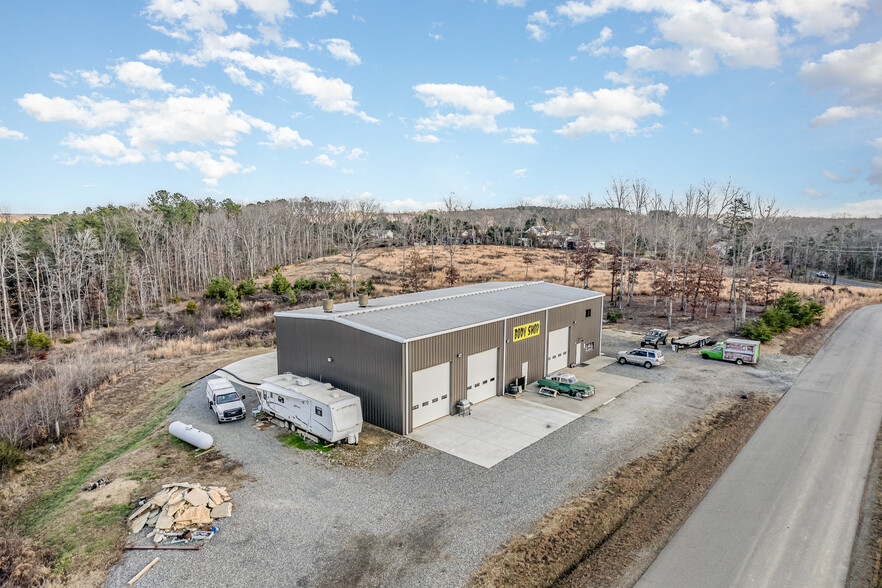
[{"left": 1, "top": 0, "right": 881, "bottom": 216}]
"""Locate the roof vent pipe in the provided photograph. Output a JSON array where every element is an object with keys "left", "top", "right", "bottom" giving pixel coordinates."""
[
  {"left": 322, "top": 299, "right": 334, "bottom": 313},
  {"left": 358, "top": 293, "right": 369, "bottom": 307}
]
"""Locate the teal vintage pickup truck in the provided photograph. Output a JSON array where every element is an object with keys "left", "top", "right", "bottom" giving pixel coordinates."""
[{"left": 537, "top": 373, "right": 596, "bottom": 400}]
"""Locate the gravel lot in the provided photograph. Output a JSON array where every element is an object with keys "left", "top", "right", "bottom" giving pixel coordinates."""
[{"left": 106, "top": 330, "right": 807, "bottom": 588}]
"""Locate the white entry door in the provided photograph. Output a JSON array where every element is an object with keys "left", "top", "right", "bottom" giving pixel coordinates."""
[
  {"left": 412, "top": 362, "right": 451, "bottom": 429},
  {"left": 467, "top": 348, "right": 498, "bottom": 403},
  {"left": 547, "top": 327, "right": 569, "bottom": 373}
]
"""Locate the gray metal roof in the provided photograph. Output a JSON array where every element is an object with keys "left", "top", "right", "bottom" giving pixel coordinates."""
[{"left": 275, "top": 281, "right": 603, "bottom": 342}]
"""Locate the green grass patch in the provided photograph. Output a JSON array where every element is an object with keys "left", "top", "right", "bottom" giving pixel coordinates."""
[
  {"left": 16, "top": 381, "right": 189, "bottom": 533},
  {"left": 278, "top": 432, "right": 333, "bottom": 453},
  {"left": 126, "top": 468, "right": 159, "bottom": 482}
]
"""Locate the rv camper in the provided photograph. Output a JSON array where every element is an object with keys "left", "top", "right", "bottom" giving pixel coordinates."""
[{"left": 257, "top": 374, "right": 362, "bottom": 444}]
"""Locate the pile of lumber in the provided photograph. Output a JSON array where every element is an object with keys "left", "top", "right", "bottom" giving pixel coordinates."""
[{"left": 128, "top": 482, "right": 232, "bottom": 540}]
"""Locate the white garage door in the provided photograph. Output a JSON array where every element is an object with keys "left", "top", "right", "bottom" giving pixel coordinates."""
[
  {"left": 547, "top": 327, "right": 569, "bottom": 374},
  {"left": 467, "top": 347, "right": 498, "bottom": 404},
  {"left": 412, "top": 362, "right": 451, "bottom": 429}
]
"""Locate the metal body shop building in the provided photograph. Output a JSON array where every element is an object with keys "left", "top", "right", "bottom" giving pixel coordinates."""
[{"left": 275, "top": 281, "right": 604, "bottom": 435}]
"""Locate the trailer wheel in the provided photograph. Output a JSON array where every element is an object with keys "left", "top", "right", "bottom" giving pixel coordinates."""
[
  {"left": 644, "top": 361, "right": 653, "bottom": 369},
  {"left": 618, "top": 357, "right": 627, "bottom": 365},
  {"left": 736, "top": 358, "right": 743, "bottom": 365}
]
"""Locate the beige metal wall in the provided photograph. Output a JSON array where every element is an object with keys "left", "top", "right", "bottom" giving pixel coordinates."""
[
  {"left": 407, "top": 320, "right": 505, "bottom": 431},
  {"left": 548, "top": 296, "right": 604, "bottom": 365},
  {"left": 503, "top": 310, "right": 547, "bottom": 386}
]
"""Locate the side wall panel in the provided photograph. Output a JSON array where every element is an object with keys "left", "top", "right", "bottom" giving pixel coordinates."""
[
  {"left": 407, "top": 321, "right": 504, "bottom": 432},
  {"left": 276, "top": 317, "right": 405, "bottom": 434},
  {"left": 503, "top": 310, "right": 547, "bottom": 387},
  {"left": 548, "top": 297, "right": 604, "bottom": 365}
]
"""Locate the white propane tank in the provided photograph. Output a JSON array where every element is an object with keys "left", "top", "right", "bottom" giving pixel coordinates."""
[{"left": 168, "top": 421, "right": 213, "bottom": 450}]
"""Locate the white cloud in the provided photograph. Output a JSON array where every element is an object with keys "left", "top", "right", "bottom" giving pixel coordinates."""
[
  {"left": 692, "top": 127, "right": 702, "bottom": 134},
  {"left": 313, "top": 153, "right": 336, "bottom": 166},
  {"left": 346, "top": 147, "right": 365, "bottom": 160},
  {"left": 498, "top": 0, "right": 527, "bottom": 6},
  {"left": 428, "top": 32, "right": 443, "bottom": 41},
  {"left": 145, "top": 0, "right": 239, "bottom": 33},
  {"left": 520, "top": 194, "right": 571, "bottom": 206},
  {"left": 0, "top": 124, "right": 26, "bottom": 140},
  {"left": 379, "top": 198, "right": 445, "bottom": 212},
  {"left": 527, "top": 10, "right": 553, "bottom": 41},
  {"left": 506, "top": 127, "right": 539, "bottom": 144},
  {"left": 810, "top": 105, "right": 880, "bottom": 127},
  {"left": 414, "top": 83, "right": 514, "bottom": 133},
  {"left": 261, "top": 126, "right": 311, "bottom": 148},
  {"left": 18, "top": 93, "right": 133, "bottom": 128},
  {"left": 624, "top": 45, "right": 718, "bottom": 75},
  {"left": 323, "top": 38, "right": 360, "bottom": 65},
  {"left": 712, "top": 114, "right": 730, "bottom": 128},
  {"left": 322, "top": 144, "right": 346, "bottom": 155},
  {"left": 533, "top": 84, "right": 667, "bottom": 138},
  {"left": 578, "top": 26, "right": 612, "bottom": 56},
  {"left": 512, "top": 168, "right": 528, "bottom": 177},
  {"left": 802, "top": 41, "right": 882, "bottom": 105},
  {"left": 126, "top": 93, "right": 251, "bottom": 149},
  {"left": 411, "top": 134, "right": 440, "bottom": 143},
  {"left": 224, "top": 65, "right": 265, "bottom": 93},
  {"left": 50, "top": 70, "right": 111, "bottom": 88},
  {"left": 240, "top": 0, "right": 291, "bottom": 22},
  {"left": 308, "top": 0, "right": 336, "bottom": 17},
  {"left": 772, "top": 0, "right": 866, "bottom": 39},
  {"left": 822, "top": 168, "right": 860, "bottom": 183},
  {"left": 61, "top": 132, "right": 144, "bottom": 164},
  {"left": 139, "top": 49, "right": 174, "bottom": 63},
  {"left": 802, "top": 187, "right": 824, "bottom": 198},
  {"left": 113, "top": 61, "right": 175, "bottom": 92},
  {"left": 165, "top": 149, "right": 256, "bottom": 185}
]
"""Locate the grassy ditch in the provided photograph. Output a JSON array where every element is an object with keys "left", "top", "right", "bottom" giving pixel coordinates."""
[
  {"left": 16, "top": 381, "right": 187, "bottom": 534},
  {"left": 469, "top": 394, "right": 777, "bottom": 588}
]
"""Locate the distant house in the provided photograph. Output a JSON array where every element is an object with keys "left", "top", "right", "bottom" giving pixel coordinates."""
[{"left": 371, "top": 229, "right": 395, "bottom": 241}]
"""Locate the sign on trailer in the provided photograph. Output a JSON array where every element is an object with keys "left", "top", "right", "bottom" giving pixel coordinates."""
[{"left": 513, "top": 320, "right": 541, "bottom": 342}]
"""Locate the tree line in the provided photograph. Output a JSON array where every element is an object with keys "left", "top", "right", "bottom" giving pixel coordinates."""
[{"left": 2, "top": 182, "right": 880, "bottom": 343}]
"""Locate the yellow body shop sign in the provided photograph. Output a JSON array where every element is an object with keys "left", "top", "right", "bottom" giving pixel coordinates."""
[{"left": 513, "top": 320, "right": 541, "bottom": 342}]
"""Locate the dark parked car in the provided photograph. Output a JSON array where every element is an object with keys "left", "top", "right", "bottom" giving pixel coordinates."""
[{"left": 640, "top": 328, "right": 669, "bottom": 348}]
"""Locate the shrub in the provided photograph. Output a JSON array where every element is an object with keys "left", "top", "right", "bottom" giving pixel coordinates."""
[
  {"left": 236, "top": 276, "right": 257, "bottom": 298},
  {"left": 357, "top": 279, "right": 375, "bottom": 295},
  {"left": 0, "top": 440, "right": 24, "bottom": 474},
  {"left": 25, "top": 329, "right": 52, "bottom": 350},
  {"left": 606, "top": 311, "right": 623, "bottom": 323},
  {"left": 205, "top": 276, "right": 235, "bottom": 300},
  {"left": 270, "top": 272, "right": 292, "bottom": 295},
  {"left": 222, "top": 291, "right": 242, "bottom": 318},
  {"left": 185, "top": 300, "right": 198, "bottom": 314},
  {"left": 153, "top": 321, "right": 163, "bottom": 337},
  {"left": 58, "top": 336, "right": 76, "bottom": 344},
  {"left": 0, "top": 336, "right": 9, "bottom": 354},
  {"left": 288, "top": 291, "right": 298, "bottom": 305},
  {"left": 741, "top": 319, "right": 774, "bottom": 342}
]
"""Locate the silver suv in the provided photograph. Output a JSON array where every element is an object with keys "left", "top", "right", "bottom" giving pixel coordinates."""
[{"left": 617, "top": 348, "right": 665, "bottom": 369}]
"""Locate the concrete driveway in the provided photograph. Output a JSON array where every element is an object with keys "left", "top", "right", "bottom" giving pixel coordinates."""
[
  {"left": 408, "top": 356, "right": 643, "bottom": 467},
  {"left": 408, "top": 396, "right": 580, "bottom": 468}
]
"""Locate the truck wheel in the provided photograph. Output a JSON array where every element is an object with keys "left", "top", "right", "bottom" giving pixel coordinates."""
[
  {"left": 701, "top": 354, "right": 709, "bottom": 360},
  {"left": 644, "top": 361, "right": 652, "bottom": 369},
  {"left": 639, "top": 342, "right": 645, "bottom": 347},
  {"left": 217, "top": 415, "right": 222, "bottom": 423},
  {"left": 736, "top": 358, "right": 743, "bottom": 365},
  {"left": 618, "top": 357, "right": 627, "bottom": 365}
]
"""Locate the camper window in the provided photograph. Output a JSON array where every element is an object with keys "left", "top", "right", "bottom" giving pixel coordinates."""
[
  {"left": 315, "top": 406, "right": 323, "bottom": 416},
  {"left": 278, "top": 396, "right": 285, "bottom": 404}
]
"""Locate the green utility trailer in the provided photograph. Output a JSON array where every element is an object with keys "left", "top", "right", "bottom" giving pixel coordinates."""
[{"left": 699, "top": 338, "right": 760, "bottom": 365}]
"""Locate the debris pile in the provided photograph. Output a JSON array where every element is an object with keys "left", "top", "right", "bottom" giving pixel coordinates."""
[{"left": 127, "top": 482, "right": 232, "bottom": 543}]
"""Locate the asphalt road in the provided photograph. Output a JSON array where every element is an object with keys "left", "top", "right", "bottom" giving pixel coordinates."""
[{"left": 637, "top": 304, "right": 882, "bottom": 588}]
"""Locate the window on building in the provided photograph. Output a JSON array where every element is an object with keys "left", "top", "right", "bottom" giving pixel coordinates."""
[{"left": 585, "top": 308, "right": 592, "bottom": 318}]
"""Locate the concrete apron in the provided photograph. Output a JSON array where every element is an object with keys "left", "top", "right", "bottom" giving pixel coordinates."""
[
  {"left": 409, "top": 355, "right": 642, "bottom": 468},
  {"left": 220, "top": 351, "right": 278, "bottom": 390}
]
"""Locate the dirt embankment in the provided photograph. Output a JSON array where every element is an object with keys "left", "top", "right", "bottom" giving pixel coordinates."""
[{"left": 469, "top": 394, "right": 777, "bottom": 588}]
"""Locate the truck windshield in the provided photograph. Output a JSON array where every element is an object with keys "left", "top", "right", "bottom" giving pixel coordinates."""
[{"left": 216, "top": 392, "right": 240, "bottom": 404}]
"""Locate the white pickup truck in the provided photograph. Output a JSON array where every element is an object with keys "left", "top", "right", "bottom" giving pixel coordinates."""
[{"left": 206, "top": 377, "right": 246, "bottom": 423}]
